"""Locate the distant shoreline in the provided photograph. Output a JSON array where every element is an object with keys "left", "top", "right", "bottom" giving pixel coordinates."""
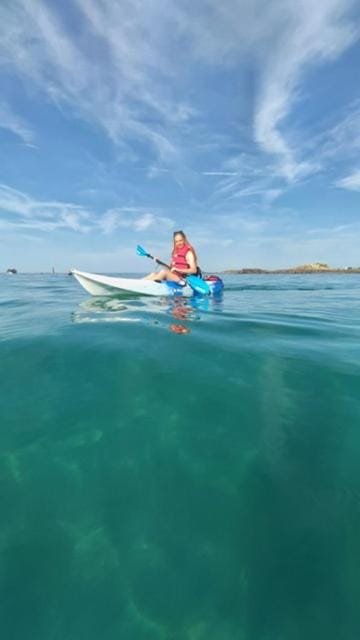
[{"left": 223, "top": 268, "right": 360, "bottom": 274}]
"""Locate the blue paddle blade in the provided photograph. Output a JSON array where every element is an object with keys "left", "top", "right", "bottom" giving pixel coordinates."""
[
  {"left": 186, "top": 275, "right": 211, "bottom": 295},
  {"left": 136, "top": 245, "right": 148, "bottom": 257}
]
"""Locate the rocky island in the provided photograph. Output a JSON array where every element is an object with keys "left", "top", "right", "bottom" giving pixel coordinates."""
[{"left": 223, "top": 262, "right": 360, "bottom": 274}]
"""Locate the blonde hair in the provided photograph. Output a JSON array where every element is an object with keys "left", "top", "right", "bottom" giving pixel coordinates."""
[{"left": 172, "top": 230, "right": 197, "bottom": 263}]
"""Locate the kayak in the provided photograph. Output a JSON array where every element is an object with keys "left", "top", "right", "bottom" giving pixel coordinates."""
[{"left": 72, "top": 269, "right": 223, "bottom": 297}]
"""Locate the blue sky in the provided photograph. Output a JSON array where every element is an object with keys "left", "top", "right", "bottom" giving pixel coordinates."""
[{"left": 0, "top": 0, "right": 359, "bottom": 272}]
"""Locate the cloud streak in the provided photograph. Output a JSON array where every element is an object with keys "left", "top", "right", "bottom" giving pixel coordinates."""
[
  {"left": 0, "top": 184, "right": 175, "bottom": 237},
  {"left": 0, "top": 0, "right": 357, "bottom": 181},
  {"left": 0, "top": 0, "right": 192, "bottom": 162},
  {"left": 253, "top": 0, "right": 358, "bottom": 181},
  {"left": 97, "top": 207, "right": 175, "bottom": 234},
  {"left": 0, "top": 102, "right": 34, "bottom": 145},
  {"left": 335, "top": 168, "right": 360, "bottom": 191},
  {"left": 174, "top": 0, "right": 358, "bottom": 182},
  {"left": 0, "top": 184, "right": 92, "bottom": 232}
]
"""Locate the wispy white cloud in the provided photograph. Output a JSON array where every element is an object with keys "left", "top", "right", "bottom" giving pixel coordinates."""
[
  {"left": 303, "top": 100, "right": 360, "bottom": 188},
  {"left": 0, "top": 0, "right": 192, "bottom": 161},
  {"left": 287, "top": 99, "right": 360, "bottom": 192},
  {"left": 133, "top": 213, "right": 156, "bottom": 232},
  {"left": 98, "top": 207, "right": 174, "bottom": 235},
  {"left": 0, "top": 0, "right": 358, "bottom": 207},
  {"left": 0, "top": 184, "right": 92, "bottom": 232},
  {"left": 207, "top": 152, "right": 284, "bottom": 204},
  {"left": 253, "top": 0, "right": 358, "bottom": 181},
  {"left": 0, "top": 102, "right": 34, "bottom": 145},
  {"left": 327, "top": 100, "right": 360, "bottom": 154},
  {"left": 306, "top": 222, "right": 358, "bottom": 235},
  {"left": 146, "top": 166, "right": 171, "bottom": 180},
  {"left": 218, "top": 182, "right": 284, "bottom": 203},
  {"left": 0, "top": 184, "right": 176, "bottom": 238},
  {"left": 303, "top": 99, "right": 360, "bottom": 167},
  {"left": 215, "top": 214, "right": 270, "bottom": 235},
  {"left": 335, "top": 168, "right": 360, "bottom": 191},
  {"left": 175, "top": 0, "right": 358, "bottom": 182},
  {"left": 202, "top": 171, "right": 238, "bottom": 176},
  {"left": 185, "top": 213, "right": 271, "bottom": 247}
]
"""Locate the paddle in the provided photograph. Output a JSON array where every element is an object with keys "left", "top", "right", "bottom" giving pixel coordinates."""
[{"left": 136, "top": 245, "right": 210, "bottom": 295}]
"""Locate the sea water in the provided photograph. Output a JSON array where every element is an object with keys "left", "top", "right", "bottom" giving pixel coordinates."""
[{"left": 1, "top": 273, "right": 360, "bottom": 640}]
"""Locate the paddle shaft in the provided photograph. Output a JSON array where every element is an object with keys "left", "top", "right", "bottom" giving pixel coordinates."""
[
  {"left": 147, "top": 253, "right": 175, "bottom": 272},
  {"left": 140, "top": 245, "right": 195, "bottom": 276}
]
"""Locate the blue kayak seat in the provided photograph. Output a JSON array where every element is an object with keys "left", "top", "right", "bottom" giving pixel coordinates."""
[{"left": 165, "top": 280, "right": 186, "bottom": 288}]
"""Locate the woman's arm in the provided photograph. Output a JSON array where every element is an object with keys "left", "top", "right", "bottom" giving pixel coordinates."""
[{"left": 187, "top": 250, "right": 197, "bottom": 274}]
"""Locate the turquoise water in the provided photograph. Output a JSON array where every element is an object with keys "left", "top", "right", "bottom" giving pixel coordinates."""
[{"left": 1, "top": 273, "right": 360, "bottom": 640}]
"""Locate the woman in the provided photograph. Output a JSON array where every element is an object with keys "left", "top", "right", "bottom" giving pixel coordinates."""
[{"left": 144, "top": 230, "right": 199, "bottom": 283}]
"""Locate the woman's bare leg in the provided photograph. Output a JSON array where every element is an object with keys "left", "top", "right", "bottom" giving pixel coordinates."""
[
  {"left": 143, "top": 269, "right": 183, "bottom": 282},
  {"left": 143, "top": 268, "right": 169, "bottom": 281},
  {"left": 143, "top": 270, "right": 160, "bottom": 280}
]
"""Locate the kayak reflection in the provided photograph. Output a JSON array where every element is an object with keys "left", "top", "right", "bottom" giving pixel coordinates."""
[
  {"left": 71, "top": 290, "right": 224, "bottom": 333},
  {"left": 166, "top": 292, "right": 224, "bottom": 334}
]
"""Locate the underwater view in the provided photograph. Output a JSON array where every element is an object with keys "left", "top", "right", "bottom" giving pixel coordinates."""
[{"left": 1, "top": 272, "right": 360, "bottom": 640}]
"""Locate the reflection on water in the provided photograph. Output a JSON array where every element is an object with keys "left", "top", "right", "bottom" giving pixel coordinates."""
[{"left": 72, "top": 292, "right": 224, "bottom": 334}]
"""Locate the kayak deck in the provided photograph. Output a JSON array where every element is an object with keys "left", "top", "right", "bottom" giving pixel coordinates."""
[
  {"left": 72, "top": 270, "right": 223, "bottom": 297},
  {"left": 73, "top": 270, "right": 195, "bottom": 297}
]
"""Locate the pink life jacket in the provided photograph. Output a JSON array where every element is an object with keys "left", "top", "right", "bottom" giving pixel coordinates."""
[{"left": 171, "top": 244, "right": 192, "bottom": 272}]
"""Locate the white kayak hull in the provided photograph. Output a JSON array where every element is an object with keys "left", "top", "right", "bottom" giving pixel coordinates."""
[{"left": 72, "top": 269, "right": 222, "bottom": 297}]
